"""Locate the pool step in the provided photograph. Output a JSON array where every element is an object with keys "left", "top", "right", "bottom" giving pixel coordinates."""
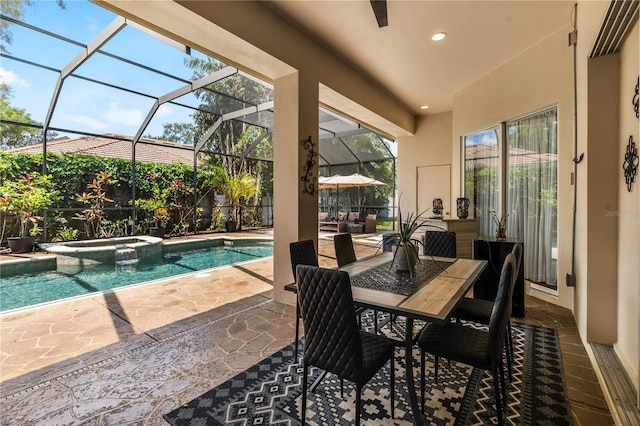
[{"left": 115, "top": 248, "right": 138, "bottom": 262}]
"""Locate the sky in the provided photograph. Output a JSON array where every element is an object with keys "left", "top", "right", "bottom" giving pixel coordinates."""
[
  {"left": 1, "top": 0, "right": 397, "bottom": 157},
  {"left": 1, "top": 0, "right": 219, "bottom": 139}
]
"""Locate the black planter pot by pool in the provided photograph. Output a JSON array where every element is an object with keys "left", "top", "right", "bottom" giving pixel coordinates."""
[
  {"left": 225, "top": 221, "right": 237, "bottom": 232},
  {"left": 149, "top": 227, "right": 166, "bottom": 238},
  {"left": 8, "top": 236, "right": 36, "bottom": 254}
]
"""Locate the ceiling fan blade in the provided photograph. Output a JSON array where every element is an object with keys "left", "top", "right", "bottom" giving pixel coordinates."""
[{"left": 370, "top": 0, "right": 388, "bottom": 27}]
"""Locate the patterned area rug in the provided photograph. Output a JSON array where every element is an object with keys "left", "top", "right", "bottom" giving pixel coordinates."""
[{"left": 165, "top": 318, "right": 572, "bottom": 425}]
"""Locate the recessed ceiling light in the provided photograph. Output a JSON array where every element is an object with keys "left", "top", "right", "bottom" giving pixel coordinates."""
[
  {"left": 420, "top": 105, "right": 429, "bottom": 110},
  {"left": 432, "top": 32, "right": 447, "bottom": 41}
]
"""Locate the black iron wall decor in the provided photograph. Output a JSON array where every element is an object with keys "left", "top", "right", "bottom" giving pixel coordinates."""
[
  {"left": 633, "top": 76, "right": 639, "bottom": 119},
  {"left": 300, "top": 135, "right": 317, "bottom": 196},
  {"left": 623, "top": 135, "right": 638, "bottom": 192}
]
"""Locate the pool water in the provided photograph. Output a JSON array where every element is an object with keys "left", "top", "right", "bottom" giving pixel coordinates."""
[{"left": 1, "top": 243, "right": 273, "bottom": 312}]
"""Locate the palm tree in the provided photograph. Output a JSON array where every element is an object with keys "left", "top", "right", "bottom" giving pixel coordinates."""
[{"left": 223, "top": 172, "right": 260, "bottom": 231}]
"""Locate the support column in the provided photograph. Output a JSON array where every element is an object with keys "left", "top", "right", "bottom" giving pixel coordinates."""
[
  {"left": 585, "top": 54, "right": 620, "bottom": 344},
  {"left": 273, "top": 71, "right": 319, "bottom": 304}
]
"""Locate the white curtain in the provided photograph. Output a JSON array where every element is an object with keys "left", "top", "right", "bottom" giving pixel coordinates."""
[{"left": 506, "top": 108, "right": 558, "bottom": 286}]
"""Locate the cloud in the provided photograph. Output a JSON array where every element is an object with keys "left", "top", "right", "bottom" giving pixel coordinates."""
[
  {"left": 480, "top": 133, "right": 497, "bottom": 145},
  {"left": 0, "top": 67, "right": 29, "bottom": 88},
  {"left": 103, "top": 102, "right": 143, "bottom": 126},
  {"left": 62, "top": 114, "right": 108, "bottom": 130},
  {"left": 156, "top": 104, "right": 174, "bottom": 118}
]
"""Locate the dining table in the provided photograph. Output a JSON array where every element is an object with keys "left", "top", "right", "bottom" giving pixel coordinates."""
[{"left": 287, "top": 250, "right": 487, "bottom": 426}]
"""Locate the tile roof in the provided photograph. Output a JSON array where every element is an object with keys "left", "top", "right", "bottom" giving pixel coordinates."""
[
  {"left": 7, "top": 134, "right": 197, "bottom": 166},
  {"left": 465, "top": 144, "right": 557, "bottom": 168}
]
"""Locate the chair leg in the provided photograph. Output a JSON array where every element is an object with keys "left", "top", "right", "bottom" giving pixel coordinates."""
[
  {"left": 500, "top": 361, "right": 507, "bottom": 404},
  {"left": 508, "top": 321, "right": 514, "bottom": 362},
  {"left": 340, "top": 378, "right": 344, "bottom": 399},
  {"left": 294, "top": 301, "right": 300, "bottom": 360},
  {"left": 505, "top": 337, "right": 512, "bottom": 382},
  {"left": 374, "top": 310, "right": 378, "bottom": 334},
  {"left": 356, "top": 385, "right": 362, "bottom": 426},
  {"left": 301, "top": 363, "right": 309, "bottom": 426},
  {"left": 420, "top": 350, "right": 425, "bottom": 412},
  {"left": 507, "top": 322, "right": 514, "bottom": 380},
  {"left": 390, "top": 354, "right": 395, "bottom": 419},
  {"left": 493, "top": 368, "right": 503, "bottom": 426},
  {"left": 434, "top": 355, "right": 439, "bottom": 384}
]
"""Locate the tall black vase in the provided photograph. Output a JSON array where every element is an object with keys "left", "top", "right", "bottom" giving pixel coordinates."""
[{"left": 456, "top": 198, "right": 470, "bottom": 219}]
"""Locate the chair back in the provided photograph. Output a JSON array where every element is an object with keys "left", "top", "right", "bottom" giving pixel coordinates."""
[
  {"left": 334, "top": 233, "right": 357, "bottom": 267},
  {"left": 423, "top": 231, "right": 457, "bottom": 258},
  {"left": 296, "top": 264, "right": 362, "bottom": 378},
  {"left": 289, "top": 240, "right": 318, "bottom": 279},
  {"left": 511, "top": 242, "right": 523, "bottom": 277},
  {"left": 487, "top": 253, "right": 516, "bottom": 367}
]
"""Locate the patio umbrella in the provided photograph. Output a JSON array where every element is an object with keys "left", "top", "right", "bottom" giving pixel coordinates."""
[{"left": 318, "top": 173, "right": 385, "bottom": 216}]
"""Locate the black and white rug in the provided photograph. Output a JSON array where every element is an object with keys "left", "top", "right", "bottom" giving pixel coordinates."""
[{"left": 165, "top": 319, "right": 572, "bottom": 425}]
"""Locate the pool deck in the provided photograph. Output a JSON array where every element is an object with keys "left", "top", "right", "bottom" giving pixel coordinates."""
[{"left": 0, "top": 231, "right": 612, "bottom": 424}]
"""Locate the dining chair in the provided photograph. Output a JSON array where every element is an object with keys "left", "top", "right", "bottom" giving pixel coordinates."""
[
  {"left": 417, "top": 253, "right": 516, "bottom": 426},
  {"left": 423, "top": 230, "right": 457, "bottom": 258},
  {"left": 296, "top": 264, "right": 397, "bottom": 426},
  {"left": 451, "top": 242, "right": 522, "bottom": 379},
  {"left": 334, "top": 233, "right": 357, "bottom": 267},
  {"left": 289, "top": 240, "right": 319, "bottom": 360},
  {"left": 333, "top": 233, "right": 381, "bottom": 332}
]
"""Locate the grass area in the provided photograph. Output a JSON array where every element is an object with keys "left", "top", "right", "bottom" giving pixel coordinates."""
[{"left": 376, "top": 217, "right": 396, "bottom": 231}]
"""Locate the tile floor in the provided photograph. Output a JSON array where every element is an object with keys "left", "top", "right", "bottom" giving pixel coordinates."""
[{"left": 0, "top": 233, "right": 613, "bottom": 425}]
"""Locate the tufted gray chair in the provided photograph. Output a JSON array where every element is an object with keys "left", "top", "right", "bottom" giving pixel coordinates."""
[
  {"left": 289, "top": 240, "right": 318, "bottom": 360},
  {"left": 423, "top": 230, "right": 457, "bottom": 258},
  {"left": 451, "top": 242, "right": 522, "bottom": 379},
  {"left": 417, "top": 253, "right": 516, "bottom": 426},
  {"left": 296, "top": 264, "right": 397, "bottom": 426}
]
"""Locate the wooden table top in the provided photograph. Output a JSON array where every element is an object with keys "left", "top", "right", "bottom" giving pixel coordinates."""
[{"left": 340, "top": 252, "right": 487, "bottom": 324}]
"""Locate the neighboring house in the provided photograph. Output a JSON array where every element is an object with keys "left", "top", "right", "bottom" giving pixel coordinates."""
[{"left": 7, "top": 133, "right": 198, "bottom": 166}]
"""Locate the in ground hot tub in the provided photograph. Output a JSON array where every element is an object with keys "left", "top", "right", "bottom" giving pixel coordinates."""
[{"left": 43, "top": 236, "right": 163, "bottom": 266}]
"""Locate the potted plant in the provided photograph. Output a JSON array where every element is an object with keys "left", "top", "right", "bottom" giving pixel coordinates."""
[
  {"left": 149, "top": 207, "right": 170, "bottom": 237},
  {"left": 222, "top": 172, "right": 260, "bottom": 232},
  {"left": 135, "top": 170, "right": 170, "bottom": 238},
  {"left": 0, "top": 172, "right": 58, "bottom": 253},
  {"left": 383, "top": 207, "right": 430, "bottom": 275}
]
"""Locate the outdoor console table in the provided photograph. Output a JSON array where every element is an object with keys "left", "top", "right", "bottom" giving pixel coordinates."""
[
  {"left": 288, "top": 251, "right": 487, "bottom": 425},
  {"left": 472, "top": 238, "right": 525, "bottom": 317}
]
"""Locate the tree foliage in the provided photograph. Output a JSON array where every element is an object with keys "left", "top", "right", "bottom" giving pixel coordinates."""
[
  {"left": 146, "top": 122, "right": 198, "bottom": 144},
  {"left": 1, "top": 0, "right": 66, "bottom": 52},
  {"left": 0, "top": 84, "right": 43, "bottom": 149},
  {"left": 186, "top": 57, "right": 272, "bottom": 181}
]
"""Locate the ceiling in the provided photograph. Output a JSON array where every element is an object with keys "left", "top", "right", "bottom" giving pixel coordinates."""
[{"left": 262, "top": 0, "right": 576, "bottom": 115}]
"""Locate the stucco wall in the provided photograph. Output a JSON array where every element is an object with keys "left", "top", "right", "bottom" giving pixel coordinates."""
[
  {"left": 397, "top": 113, "right": 453, "bottom": 216},
  {"left": 451, "top": 26, "right": 574, "bottom": 309}
]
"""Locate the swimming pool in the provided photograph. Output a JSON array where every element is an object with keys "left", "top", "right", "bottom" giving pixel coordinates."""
[{"left": 0, "top": 239, "right": 273, "bottom": 313}]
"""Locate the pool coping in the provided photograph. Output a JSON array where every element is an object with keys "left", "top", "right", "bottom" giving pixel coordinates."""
[{"left": 0, "top": 254, "right": 274, "bottom": 318}]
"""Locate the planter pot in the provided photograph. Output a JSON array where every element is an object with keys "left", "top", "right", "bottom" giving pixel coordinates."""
[
  {"left": 392, "top": 243, "right": 418, "bottom": 272},
  {"left": 225, "top": 221, "right": 237, "bottom": 233},
  {"left": 149, "top": 227, "right": 166, "bottom": 238},
  {"left": 8, "top": 236, "right": 36, "bottom": 254}
]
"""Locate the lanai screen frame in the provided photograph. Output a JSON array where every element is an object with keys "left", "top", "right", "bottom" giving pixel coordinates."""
[{"left": 1, "top": 3, "right": 396, "bottom": 241}]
